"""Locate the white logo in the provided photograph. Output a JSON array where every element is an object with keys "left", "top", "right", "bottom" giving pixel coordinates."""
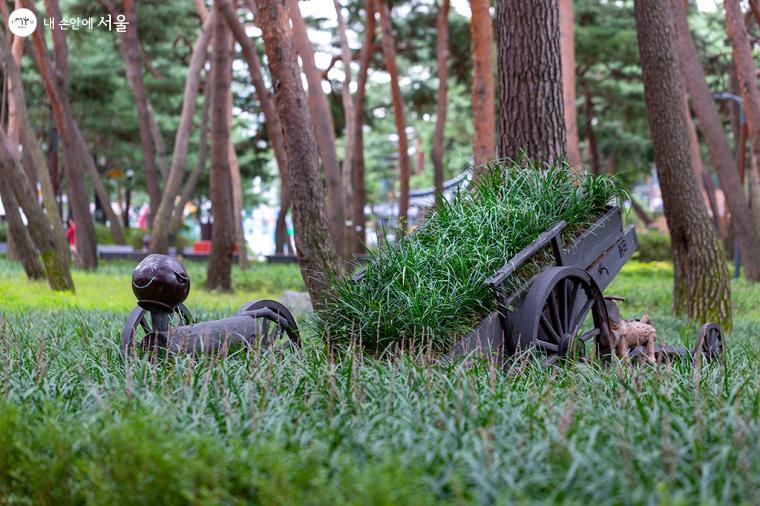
[{"left": 8, "top": 8, "right": 37, "bottom": 37}]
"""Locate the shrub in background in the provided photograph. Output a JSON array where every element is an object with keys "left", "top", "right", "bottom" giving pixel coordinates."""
[{"left": 634, "top": 229, "right": 672, "bottom": 262}]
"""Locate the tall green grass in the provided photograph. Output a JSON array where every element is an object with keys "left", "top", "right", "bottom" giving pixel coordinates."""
[
  {"left": 1, "top": 262, "right": 760, "bottom": 503},
  {"left": 318, "top": 161, "right": 627, "bottom": 354}
]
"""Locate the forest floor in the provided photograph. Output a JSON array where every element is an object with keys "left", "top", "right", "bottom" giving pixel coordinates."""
[{"left": 1, "top": 259, "right": 759, "bottom": 504}]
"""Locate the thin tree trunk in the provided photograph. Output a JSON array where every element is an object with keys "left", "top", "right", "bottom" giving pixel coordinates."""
[
  {"left": 1, "top": 25, "right": 67, "bottom": 259},
  {"left": 286, "top": 0, "right": 346, "bottom": 256},
  {"left": 672, "top": 0, "right": 760, "bottom": 281},
  {"left": 634, "top": 0, "right": 731, "bottom": 328},
  {"left": 334, "top": 0, "right": 356, "bottom": 259},
  {"left": 229, "top": 91, "right": 248, "bottom": 269},
  {"left": 726, "top": 1, "right": 760, "bottom": 183},
  {"left": 170, "top": 74, "right": 212, "bottom": 238},
  {"left": 206, "top": 3, "right": 236, "bottom": 292},
  {"left": 470, "top": 0, "right": 495, "bottom": 170},
  {"left": 631, "top": 197, "right": 653, "bottom": 227},
  {"left": 559, "top": 0, "right": 582, "bottom": 170},
  {"left": 0, "top": 178, "right": 45, "bottom": 280},
  {"left": 220, "top": 0, "right": 291, "bottom": 255},
  {"left": 258, "top": 0, "right": 342, "bottom": 306},
  {"left": 497, "top": 0, "right": 566, "bottom": 163},
  {"left": 432, "top": 0, "right": 450, "bottom": 204},
  {"left": 351, "top": 0, "right": 376, "bottom": 254},
  {"left": 151, "top": 12, "right": 215, "bottom": 253},
  {"left": 98, "top": 0, "right": 162, "bottom": 220},
  {"left": 584, "top": 92, "right": 601, "bottom": 175},
  {"left": 23, "top": 0, "right": 98, "bottom": 269},
  {"left": 0, "top": 129, "right": 74, "bottom": 290},
  {"left": 376, "top": 0, "right": 410, "bottom": 227}
]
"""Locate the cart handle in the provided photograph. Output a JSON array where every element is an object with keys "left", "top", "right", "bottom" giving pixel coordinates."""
[{"left": 485, "top": 221, "right": 566, "bottom": 288}]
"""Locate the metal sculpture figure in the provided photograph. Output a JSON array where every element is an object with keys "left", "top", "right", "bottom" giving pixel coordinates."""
[{"left": 121, "top": 254, "right": 299, "bottom": 357}]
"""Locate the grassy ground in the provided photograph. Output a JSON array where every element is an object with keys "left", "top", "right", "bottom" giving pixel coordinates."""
[{"left": 1, "top": 258, "right": 759, "bottom": 504}]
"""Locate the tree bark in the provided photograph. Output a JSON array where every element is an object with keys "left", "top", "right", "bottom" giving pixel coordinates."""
[
  {"left": 286, "top": 0, "right": 346, "bottom": 255},
  {"left": 584, "top": 92, "right": 601, "bottom": 175},
  {"left": 672, "top": 0, "right": 760, "bottom": 281},
  {"left": 258, "top": 0, "right": 342, "bottom": 306},
  {"left": 432, "top": 0, "right": 450, "bottom": 204},
  {"left": 98, "top": 0, "right": 162, "bottom": 219},
  {"left": 170, "top": 74, "right": 212, "bottom": 238},
  {"left": 219, "top": 0, "right": 292, "bottom": 255},
  {"left": 0, "top": 178, "right": 45, "bottom": 280},
  {"left": 634, "top": 0, "right": 731, "bottom": 329},
  {"left": 376, "top": 0, "right": 410, "bottom": 227},
  {"left": 470, "top": 0, "right": 495, "bottom": 170},
  {"left": 151, "top": 12, "right": 215, "bottom": 253},
  {"left": 497, "top": 0, "right": 566, "bottom": 163},
  {"left": 229, "top": 91, "right": 248, "bottom": 269},
  {"left": 351, "top": 0, "right": 376, "bottom": 254},
  {"left": 559, "top": 0, "right": 582, "bottom": 170},
  {"left": 0, "top": 25, "right": 68, "bottom": 260},
  {"left": 0, "top": 129, "right": 74, "bottom": 290},
  {"left": 206, "top": 3, "right": 236, "bottom": 292},
  {"left": 335, "top": 0, "right": 356, "bottom": 259},
  {"left": 23, "top": 0, "right": 98, "bottom": 268},
  {"left": 726, "top": 1, "right": 760, "bottom": 182}
]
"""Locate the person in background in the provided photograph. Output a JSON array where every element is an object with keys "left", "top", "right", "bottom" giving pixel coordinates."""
[{"left": 65, "top": 218, "right": 76, "bottom": 256}]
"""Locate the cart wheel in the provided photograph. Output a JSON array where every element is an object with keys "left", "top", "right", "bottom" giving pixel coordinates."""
[
  {"left": 120, "top": 304, "right": 191, "bottom": 357},
  {"left": 695, "top": 322, "right": 723, "bottom": 362},
  {"left": 236, "top": 299, "right": 300, "bottom": 348},
  {"left": 516, "top": 266, "right": 613, "bottom": 361}
]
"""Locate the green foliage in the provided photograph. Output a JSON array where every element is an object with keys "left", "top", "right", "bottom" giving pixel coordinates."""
[
  {"left": 634, "top": 229, "right": 673, "bottom": 263},
  {"left": 0, "top": 258, "right": 304, "bottom": 312},
  {"left": 0, "top": 222, "right": 6, "bottom": 243},
  {"left": 317, "top": 161, "right": 627, "bottom": 353},
  {"left": 1, "top": 261, "right": 760, "bottom": 504}
]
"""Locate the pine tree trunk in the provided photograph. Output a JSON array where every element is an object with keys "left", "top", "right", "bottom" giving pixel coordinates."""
[
  {"left": 24, "top": 0, "right": 97, "bottom": 269},
  {"left": 559, "top": 0, "right": 582, "bottom": 170},
  {"left": 583, "top": 93, "right": 601, "bottom": 174},
  {"left": 634, "top": 0, "right": 732, "bottom": 329},
  {"left": 258, "top": 0, "right": 342, "bottom": 305},
  {"left": 206, "top": 4, "right": 236, "bottom": 292},
  {"left": 376, "top": 0, "right": 410, "bottom": 227},
  {"left": 672, "top": 0, "right": 760, "bottom": 281},
  {"left": 497, "top": 0, "right": 566, "bottom": 163},
  {"left": 335, "top": 0, "right": 356, "bottom": 260},
  {"left": 0, "top": 130, "right": 74, "bottom": 290},
  {"left": 0, "top": 178, "right": 45, "bottom": 280},
  {"left": 470, "top": 0, "right": 495, "bottom": 169},
  {"left": 219, "top": 0, "right": 292, "bottom": 256},
  {"left": 0, "top": 30, "right": 68, "bottom": 260},
  {"left": 228, "top": 88, "right": 248, "bottom": 269},
  {"left": 99, "top": 0, "right": 162, "bottom": 220},
  {"left": 151, "top": 12, "right": 214, "bottom": 253},
  {"left": 432, "top": 0, "right": 450, "bottom": 204},
  {"left": 170, "top": 74, "right": 211, "bottom": 239},
  {"left": 726, "top": 0, "right": 760, "bottom": 183},
  {"left": 351, "top": 0, "right": 376, "bottom": 254},
  {"left": 286, "top": 0, "right": 346, "bottom": 256}
]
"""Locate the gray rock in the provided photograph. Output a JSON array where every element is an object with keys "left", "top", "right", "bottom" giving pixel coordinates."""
[{"left": 278, "top": 290, "right": 313, "bottom": 314}]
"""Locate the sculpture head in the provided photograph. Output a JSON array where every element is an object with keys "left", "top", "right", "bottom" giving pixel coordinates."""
[{"left": 132, "top": 254, "right": 190, "bottom": 311}]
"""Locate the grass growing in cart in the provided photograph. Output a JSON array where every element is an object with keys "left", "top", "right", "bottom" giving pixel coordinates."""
[{"left": 317, "top": 160, "right": 628, "bottom": 354}]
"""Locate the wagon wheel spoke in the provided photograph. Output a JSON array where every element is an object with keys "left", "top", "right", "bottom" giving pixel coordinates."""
[
  {"left": 261, "top": 318, "right": 271, "bottom": 343},
  {"left": 548, "top": 289, "right": 564, "bottom": 334},
  {"left": 569, "top": 296, "right": 595, "bottom": 338},
  {"left": 536, "top": 340, "right": 559, "bottom": 352},
  {"left": 579, "top": 328, "right": 600, "bottom": 342},
  {"left": 139, "top": 317, "right": 151, "bottom": 334},
  {"left": 540, "top": 313, "right": 562, "bottom": 344}
]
